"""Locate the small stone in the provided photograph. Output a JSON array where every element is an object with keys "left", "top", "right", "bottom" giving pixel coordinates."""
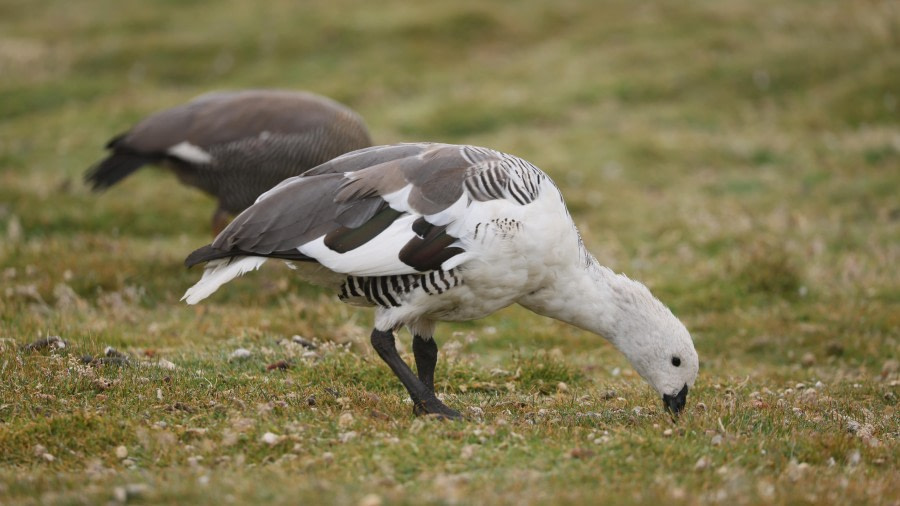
[
  {"left": 230, "top": 348, "right": 252, "bottom": 360},
  {"left": 557, "top": 382, "right": 569, "bottom": 393},
  {"left": 338, "top": 412, "right": 354, "bottom": 429},
  {"left": 33, "top": 444, "right": 47, "bottom": 457},
  {"left": 115, "top": 445, "right": 128, "bottom": 460},
  {"left": 711, "top": 434, "right": 723, "bottom": 446},
  {"left": 460, "top": 444, "right": 478, "bottom": 459},
  {"left": 321, "top": 452, "right": 334, "bottom": 464},
  {"left": 786, "top": 460, "right": 809, "bottom": 482},
  {"left": 41, "top": 453, "right": 55, "bottom": 462},
  {"left": 338, "top": 431, "right": 357, "bottom": 443},
  {"left": 882, "top": 359, "right": 899, "bottom": 378},
  {"left": 800, "top": 353, "right": 815, "bottom": 367},
  {"left": 358, "top": 494, "right": 383, "bottom": 506},
  {"left": 694, "top": 456, "right": 710, "bottom": 471},
  {"left": 569, "top": 447, "right": 595, "bottom": 460},
  {"left": 125, "top": 483, "right": 150, "bottom": 498},
  {"left": 847, "top": 450, "right": 861, "bottom": 467},
  {"left": 20, "top": 336, "right": 67, "bottom": 352},
  {"left": 757, "top": 480, "right": 775, "bottom": 500},
  {"left": 369, "top": 409, "right": 390, "bottom": 421},
  {"left": 157, "top": 359, "right": 176, "bottom": 370},
  {"left": 260, "top": 432, "right": 281, "bottom": 445},
  {"left": 291, "top": 335, "right": 318, "bottom": 349},
  {"left": 266, "top": 360, "right": 291, "bottom": 371},
  {"left": 825, "top": 341, "right": 844, "bottom": 356},
  {"left": 663, "top": 429, "right": 673, "bottom": 437}
]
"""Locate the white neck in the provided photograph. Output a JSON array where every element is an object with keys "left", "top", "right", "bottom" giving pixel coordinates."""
[{"left": 518, "top": 255, "right": 667, "bottom": 354}]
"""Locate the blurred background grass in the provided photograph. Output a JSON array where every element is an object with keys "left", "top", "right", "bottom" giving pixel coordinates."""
[
  {"left": 0, "top": 0, "right": 898, "bottom": 504},
  {"left": 2, "top": 0, "right": 896, "bottom": 365}
]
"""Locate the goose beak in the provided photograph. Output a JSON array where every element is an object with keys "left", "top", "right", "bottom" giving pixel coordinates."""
[{"left": 663, "top": 384, "right": 689, "bottom": 417}]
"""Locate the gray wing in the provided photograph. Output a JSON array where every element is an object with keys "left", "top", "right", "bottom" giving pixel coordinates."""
[
  {"left": 186, "top": 143, "right": 546, "bottom": 274},
  {"left": 123, "top": 89, "right": 370, "bottom": 153},
  {"left": 86, "top": 90, "right": 372, "bottom": 192}
]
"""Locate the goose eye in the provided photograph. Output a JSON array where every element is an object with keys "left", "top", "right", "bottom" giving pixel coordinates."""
[{"left": 671, "top": 356, "right": 681, "bottom": 367}]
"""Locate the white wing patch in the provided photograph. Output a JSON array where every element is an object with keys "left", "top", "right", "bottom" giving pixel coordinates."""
[
  {"left": 299, "top": 214, "right": 421, "bottom": 276},
  {"left": 167, "top": 141, "right": 213, "bottom": 164}
]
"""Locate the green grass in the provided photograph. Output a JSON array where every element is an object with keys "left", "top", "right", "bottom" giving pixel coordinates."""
[{"left": 1, "top": 0, "right": 899, "bottom": 504}]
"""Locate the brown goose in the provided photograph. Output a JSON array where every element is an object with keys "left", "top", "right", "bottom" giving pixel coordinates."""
[{"left": 86, "top": 89, "right": 373, "bottom": 232}]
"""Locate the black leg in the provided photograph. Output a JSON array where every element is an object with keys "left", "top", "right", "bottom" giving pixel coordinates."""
[
  {"left": 370, "top": 329, "right": 460, "bottom": 419},
  {"left": 412, "top": 334, "right": 438, "bottom": 393}
]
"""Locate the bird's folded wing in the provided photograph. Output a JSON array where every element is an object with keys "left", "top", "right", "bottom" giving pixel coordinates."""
[{"left": 193, "top": 143, "right": 544, "bottom": 277}]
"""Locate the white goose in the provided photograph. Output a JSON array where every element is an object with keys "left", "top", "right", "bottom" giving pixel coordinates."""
[{"left": 183, "top": 143, "right": 699, "bottom": 419}]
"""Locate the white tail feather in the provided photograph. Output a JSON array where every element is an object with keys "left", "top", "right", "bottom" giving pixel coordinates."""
[{"left": 182, "top": 256, "right": 268, "bottom": 304}]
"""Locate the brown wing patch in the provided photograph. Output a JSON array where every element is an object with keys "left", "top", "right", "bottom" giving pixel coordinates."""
[
  {"left": 399, "top": 218, "right": 464, "bottom": 271},
  {"left": 324, "top": 207, "right": 403, "bottom": 253}
]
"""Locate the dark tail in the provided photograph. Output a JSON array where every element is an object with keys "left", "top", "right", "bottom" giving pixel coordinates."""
[
  {"left": 185, "top": 244, "right": 313, "bottom": 268},
  {"left": 84, "top": 152, "right": 151, "bottom": 191}
]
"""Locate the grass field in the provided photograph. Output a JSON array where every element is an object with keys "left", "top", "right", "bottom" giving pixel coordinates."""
[{"left": 1, "top": 0, "right": 898, "bottom": 504}]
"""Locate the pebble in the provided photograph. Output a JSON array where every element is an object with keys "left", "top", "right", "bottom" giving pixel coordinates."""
[
  {"left": 260, "top": 432, "right": 281, "bottom": 445},
  {"left": 230, "top": 348, "right": 252, "bottom": 360},
  {"left": 338, "top": 412, "right": 355, "bottom": 429},
  {"left": 113, "top": 483, "right": 151, "bottom": 503},
  {"left": 882, "top": 359, "right": 899, "bottom": 377},
  {"left": 338, "top": 431, "right": 357, "bottom": 443},
  {"left": 663, "top": 429, "right": 673, "bottom": 437},
  {"left": 800, "top": 353, "right": 815, "bottom": 367},
  {"left": 694, "top": 457, "right": 710, "bottom": 471},
  {"left": 786, "top": 460, "right": 809, "bottom": 482},
  {"left": 557, "top": 382, "right": 569, "bottom": 393},
  {"left": 569, "top": 447, "right": 595, "bottom": 460},
  {"left": 291, "top": 335, "right": 318, "bottom": 349},
  {"left": 115, "top": 445, "right": 128, "bottom": 460},
  {"left": 460, "top": 444, "right": 478, "bottom": 459},
  {"left": 42, "top": 453, "right": 55, "bottom": 463},
  {"left": 711, "top": 435, "right": 723, "bottom": 446},
  {"left": 358, "top": 494, "right": 383, "bottom": 506},
  {"left": 156, "top": 359, "right": 176, "bottom": 370}
]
